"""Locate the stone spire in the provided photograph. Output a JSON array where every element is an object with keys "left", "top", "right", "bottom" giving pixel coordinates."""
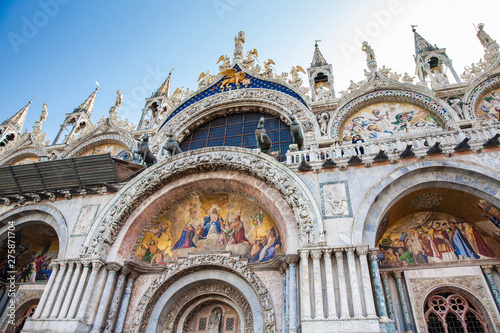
[
  {"left": 412, "top": 26, "right": 436, "bottom": 55},
  {"left": 307, "top": 41, "right": 335, "bottom": 102},
  {"left": 2, "top": 97, "right": 34, "bottom": 132},
  {"left": 155, "top": 69, "right": 174, "bottom": 97},
  {"left": 411, "top": 25, "right": 461, "bottom": 88},
  {"left": 310, "top": 41, "right": 328, "bottom": 68},
  {"left": 73, "top": 84, "right": 99, "bottom": 117}
]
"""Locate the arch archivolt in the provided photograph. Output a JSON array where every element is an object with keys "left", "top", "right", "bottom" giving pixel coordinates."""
[
  {"left": 131, "top": 254, "right": 273, "bottom": 333},
  {"left": 463, "top": 73, "right": 500, "bottom": 120},
  {"left": 162, "top": 284, "right": 252, "bottom": 333},
  {"left": 84, "top": 147, "right": 323, "bottom": 259},
  {"left": 151, "top": 88, "right": 319, "bottom": 153},
  {"left": 353, "top": 159, "right": 500, "bottom": 246},
  {"left": 331, "top": 89, "right": 456, "bottom": 139},
  {"left": 0, "top": 204, "right": 68, "bottom": 257},
  {"left": 406, "top": 274, "right": 500, "bottom": 333},
  {"left": 63, "top": 133, "right": 135, "bottom": 158},
  {"left": 0, "top": 147, "right": 46, "bottom": 166}
]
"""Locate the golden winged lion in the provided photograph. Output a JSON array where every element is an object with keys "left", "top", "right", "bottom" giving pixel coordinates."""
[{"left": 219, "top": 68, "right": 250, "bottom": 89}]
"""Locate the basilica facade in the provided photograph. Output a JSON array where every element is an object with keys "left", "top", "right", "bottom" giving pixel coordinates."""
[{"left": 1, "top": 25, "right": 500, "bottom": 333}]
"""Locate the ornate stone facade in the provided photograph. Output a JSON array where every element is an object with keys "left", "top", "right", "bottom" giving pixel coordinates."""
[{"left": 1, "top": 26, "right": 500, "bottom": 333}]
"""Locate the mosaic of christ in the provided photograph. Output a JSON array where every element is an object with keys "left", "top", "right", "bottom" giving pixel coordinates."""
[
  {"left": 477, "top": 88, "right": 500, "bottom": 122},
  {"left": 340, "top": 102, "right": 442, "bottom": 142},
  {"left": 132, "top": 191, "right": 283, "bottom": 265}
]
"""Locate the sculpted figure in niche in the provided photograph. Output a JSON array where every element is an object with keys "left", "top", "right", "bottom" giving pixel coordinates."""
[
  {"left": 317, "top": 112, "right": 330, "bottom": 136},
  {"left": 208, "top": 308, "right": 222, "bottom": 331},
  {"left": 316, "top": 82, "right": 331, "bottom": 101}
]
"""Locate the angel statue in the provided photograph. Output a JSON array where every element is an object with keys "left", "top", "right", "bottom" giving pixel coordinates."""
[
  {"left": 243, "top": 48, "right": 258, "bottom": 70},
  {"left": 288, "top": 65, "right": 305, "bottom": 88},
  {"left": 109, "top": 90, "right": 122, "bottom": 118},
  {"left": 170, "top": 87, "right": 184, "bottom": 105},
  {"left": 476, "top": 23, "right": 499, "bottom": 53},
  {"left": 220, "top": 68, "right": 250, "bottom": 90},
  {"left": 197, "top": 71, "right": 212, "bottom": 90},
  {"left": 262, "top": 59, "right": 275, "bottom": 78},
  {"left": 234, "top": 31, "right": 246, "bottom": 60},
  {"left": 217, "top": 55, "right": 230, "bottom": 72},
  {"left": 362, "top": 41, "right": 377, "bottom": 71}
]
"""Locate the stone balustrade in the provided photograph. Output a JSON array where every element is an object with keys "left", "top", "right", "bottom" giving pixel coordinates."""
[{"left": 286, "top": 122, "right": 500, "bottom": 168}]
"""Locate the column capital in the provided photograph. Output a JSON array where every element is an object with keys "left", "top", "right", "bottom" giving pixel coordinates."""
[
  {"left": 334, "top": 248, "right": 344, "bottom": 259},
  {"left": 285, "top": 254, "right": 299, "bottom": 265},
  {"left": 482, "top": 265, "right": 494, "bottom": 274},
  {"left": 393, "top": 270, "right": 403, "bottom": 279},
  {"left": 299, "top": 250, "right": 309, "bottom": 260},
  {"left": 106, "top": 262, "right": 122, "bottom": 272},
  {"left": 346, "top": 247, "right": 355, "bottom": 257},
  {"left": 311, "top": 249, "right": 323, "bottom": 260},
  {"left": 495, "top": 265, "right": 500, "bottom": 274},
  {"left": 91, "top": 260, "right": 104, "bottom": 270},
  {"left": 323, "top": 248, "right": 332, "bottom": 259},
  {"left": 380, "top": 271, "right": 390, "bottom": 280},
  {"left": 356, "top": 245, "right": 369, "bottom": 256},
  {"left": 369, "top": 248, "right": 380, "bottom": 261},
  {"left": 121, "top": 267, "right": 131, "bottom": 276},
  {"left": 81, "top": 259, "right": 92, "bottom": 267},
  {"left": 49, "top": 262, "right": 61, "bottom": 270}
]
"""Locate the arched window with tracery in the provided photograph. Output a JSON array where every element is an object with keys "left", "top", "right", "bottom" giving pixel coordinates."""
[{"left": 425, "top": 292, "right": 489, "bottom": 333}]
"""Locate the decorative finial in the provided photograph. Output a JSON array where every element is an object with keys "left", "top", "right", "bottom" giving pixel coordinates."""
[
  {"left": 95, "top": 81, "right": 100, "bottom": 89},
  {"left": 411, "top": 24, "right": 417, "bottom": 32},
  {"left": 169, "top": 68, "right": 174, "bottom": 76},
  {"left": 315, "top": 39, "right": 321, "bottom": 47}
]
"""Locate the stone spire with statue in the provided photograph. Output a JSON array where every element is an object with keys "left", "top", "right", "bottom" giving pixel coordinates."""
[
  {"left": 234, "top": 31, "right": 246, "bottom": 61},
  {"left": 362, "top": 41, "right": 377, "bottom": 72}
]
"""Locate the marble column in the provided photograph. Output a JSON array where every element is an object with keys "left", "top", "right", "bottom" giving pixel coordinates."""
[
  {"left": 323, "top": 249, "right": 337, "bottom": 319},
  {"left": 59, "top": 261, "right": 82, "bottom": 318},
  {"left": 104, "top": 267, "right": 129, "bottom": 333},
  {"left": 32, "top": 262, "right": 59, "bottom": 318},
  {"left": 114, "top": 272, "right": 139, "bottom": 333},
  {"left": 335, "top": 249, "right": 350, "bottom": 319},
  {"left": 299, "top": 251, "right": 312, "bottom": 320},
  {"left": 368, "top": 251, "right": 390, "bottom": 321},
  {"left": 286, "top": 255, "right": 299, "bottom": 333},
  {"left": 311, "top": 250, "right": 325, "bottom": 319},
  {"left": 380, "top": 272, "right": 395, "bottom": 321},
  {"left": 357, "top": 246, "right": 377, "bottom": 319},
  {"left": 68, "top": 260, "right": 91, "bottom": 318},
  {"left": 482, "top": 265, "right": 500, "bottom": 311},
  {"left": 393, "top": 271, "right": 413, "bottom": 333},
  {"left": 282, "top": 266, "right": 288, "bottom": 333},
  {"left": 91, "top": 263, "right": 121, "bottom": 333},
  {"left": 41, "top": 261, "right": 67, "bottom": 318},
  {"left": 76, "top": 261, "right": 103, "bottom": 319},
  {"left": 50, "top": 261, "right": 75, "bottom": 318},
  {"left": 346, "top": 248, "right": 363, "bottom": 318}
]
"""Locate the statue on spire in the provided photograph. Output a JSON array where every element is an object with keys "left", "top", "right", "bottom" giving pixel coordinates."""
[
  {"left": 109, "top": 90, "right": 122, "bottom": 120},
  {"left": 362, "top": 41, "right": 377, "bottom": 72},
  {"left": 32, "top": 103, "right": 48, "bottom": 145},
  {"left": 476, "top": 23, "right": 499, "bottom": 58},
  {"left": 234, "top": 31, "right": 246, "bottom": 61}
]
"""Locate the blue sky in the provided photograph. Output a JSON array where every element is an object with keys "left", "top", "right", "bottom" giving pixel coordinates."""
[{"left": 1, "top": 0, "right": 499, "bottom": 140}]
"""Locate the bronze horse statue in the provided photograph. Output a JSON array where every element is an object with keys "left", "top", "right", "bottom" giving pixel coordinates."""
[{"left": 134, "top": 134, "right": 157, "bottom": 166}]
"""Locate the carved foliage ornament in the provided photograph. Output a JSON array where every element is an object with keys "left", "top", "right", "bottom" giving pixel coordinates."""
[
  {"left": 85, "top": 148, "right": 320, "bottom": 258},
  {"left": 130, "top": 254, "right": 274, "bottom": 333}
]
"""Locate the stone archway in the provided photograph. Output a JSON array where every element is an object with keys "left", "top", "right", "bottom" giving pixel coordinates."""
[
  {"left": 130, "top": 254, "right": 275, "bottom": 333},
  {"left": 84, "top": 147, "right": 324, "bottom": 259},
  {"left": 353, "top": 159, "right": 500, "bottom": 247}
]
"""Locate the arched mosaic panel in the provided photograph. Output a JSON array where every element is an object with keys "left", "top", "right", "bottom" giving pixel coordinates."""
[
  {"left": 131, "top": 190, "right": 284, "bottom": 264},
  {"left": 0, "top": 224, "right": 59, "bottom": 283},
  {"left": 79, "top": 142, "right": 133, "bottom": 161},
  {"left": 377, "top": 202, "right": 500, "bottom": 268},
  {"left": 476, "top": 87, "right": 500, "bottom": 122},
  {"left": 340, "top": 101, "right": 443, "bottom": 142}
]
